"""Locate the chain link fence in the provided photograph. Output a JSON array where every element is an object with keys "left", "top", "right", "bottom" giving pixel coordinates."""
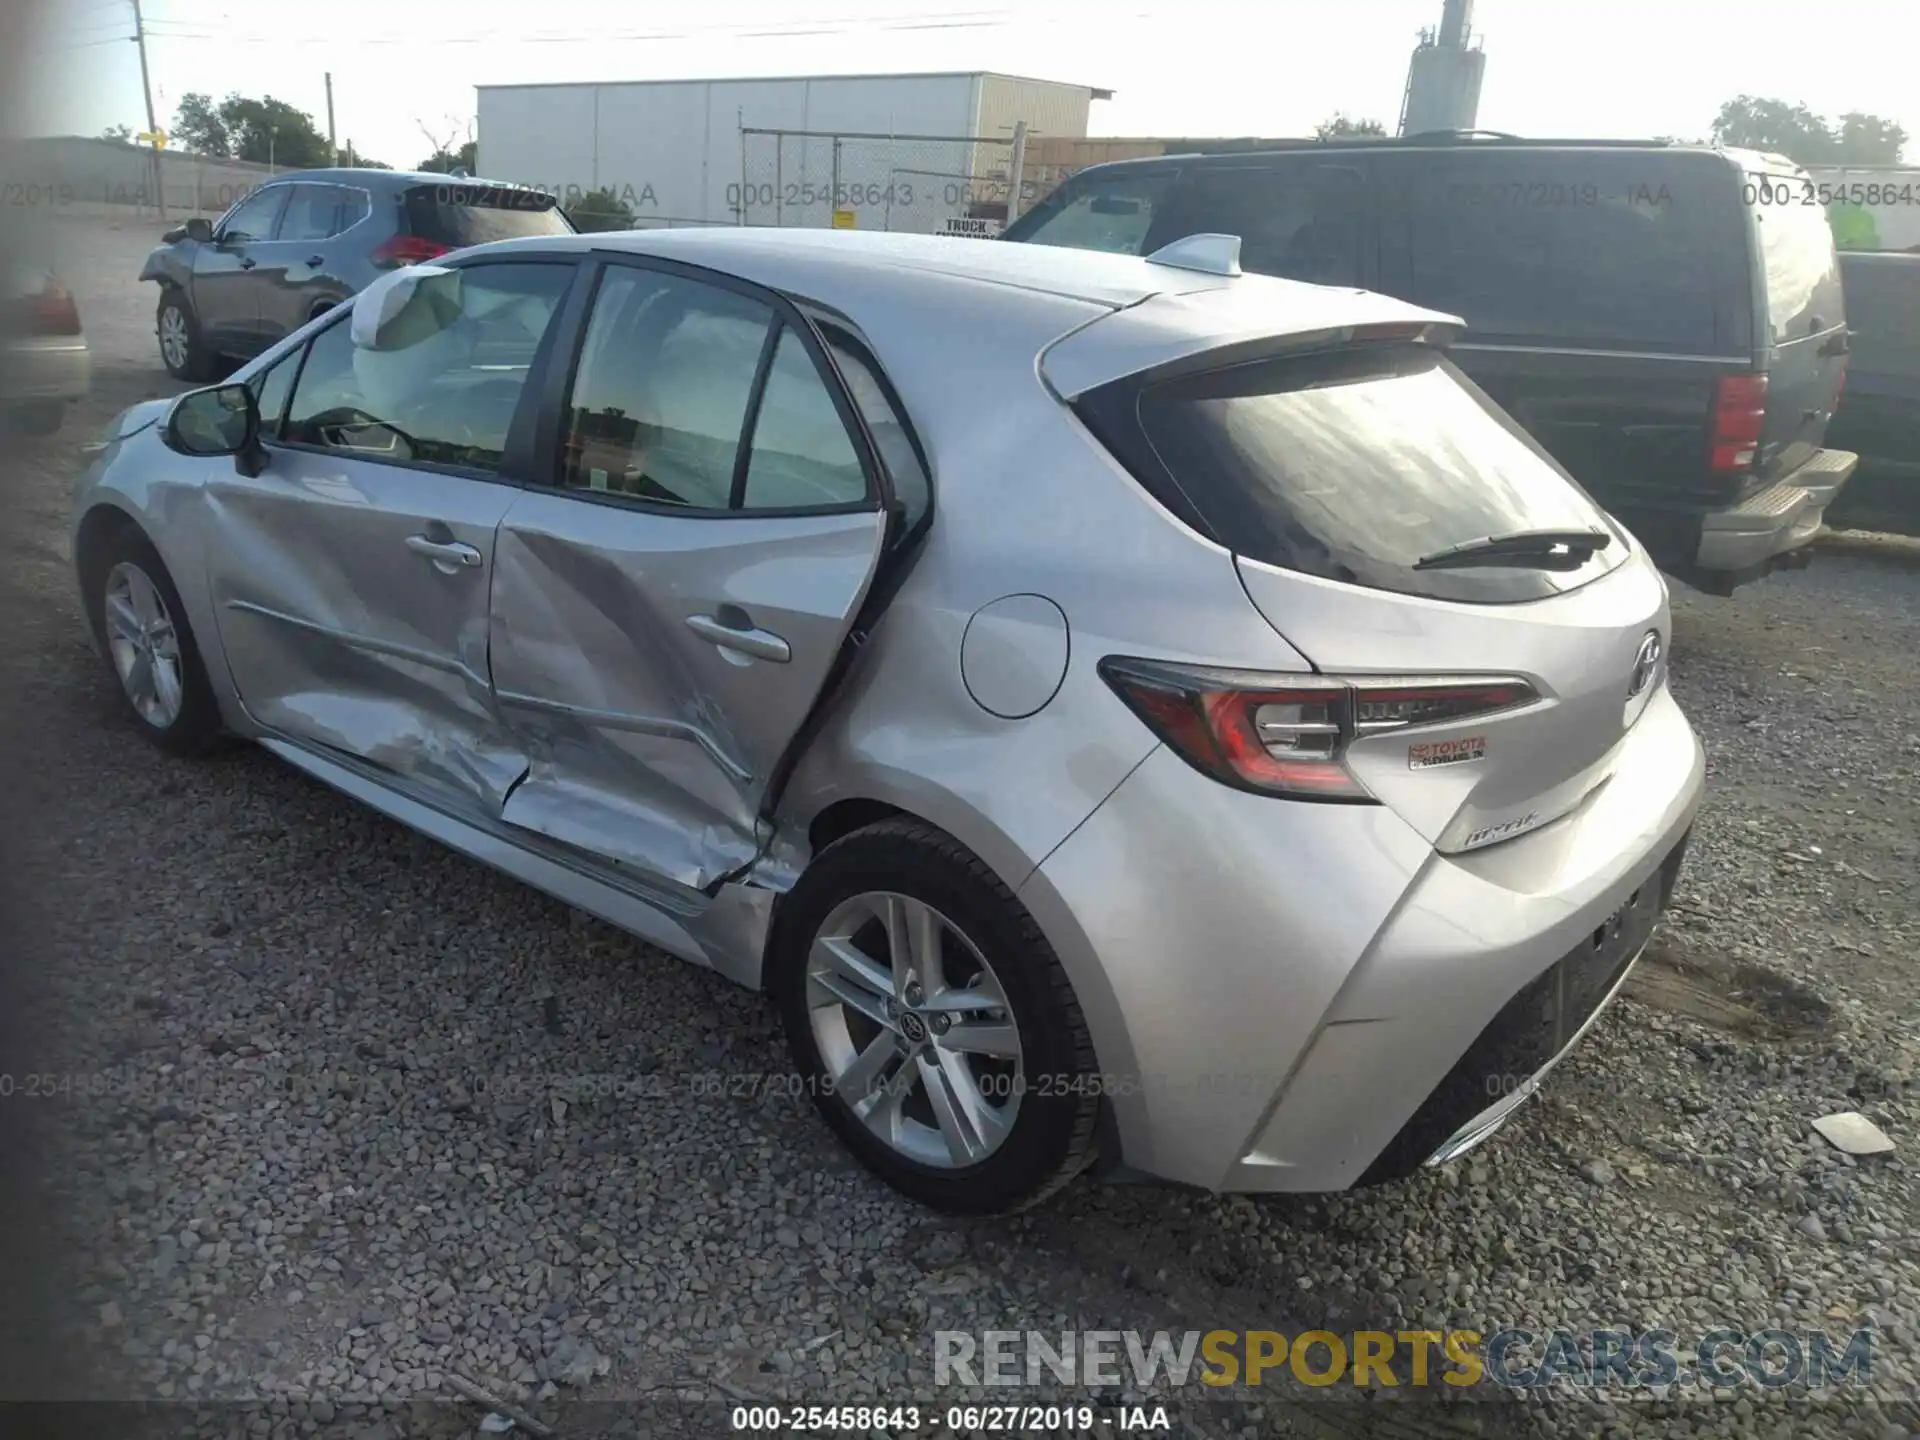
[{"left": 735, "top": 128, "right": 1032, "bottom": 237}]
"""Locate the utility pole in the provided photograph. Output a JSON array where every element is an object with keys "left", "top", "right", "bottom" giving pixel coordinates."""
[
  {"left": 325, "top": 72, "right": 337, "bottom": 167},
  {"left": 129, "top": 0, "right": 167, "bottom": 219}
]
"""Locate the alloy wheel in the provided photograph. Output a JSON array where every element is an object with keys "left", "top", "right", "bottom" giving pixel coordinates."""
[
  {"left": 104, "top": 561, "right": 185, "bottom": 729},
  {"left": 159, "top": 305, "right": 188, "bottom": 371},
  {"left": 806, "top": 890, "right": 1025, "bottom": 1169}
]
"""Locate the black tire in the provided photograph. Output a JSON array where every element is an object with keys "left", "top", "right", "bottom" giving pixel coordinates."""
[
  {"left": 81, "top": 524, "right": 225, "bottom": 758},
  {"left": 771, "top": 818, "right": 1101, "bottom": 1214},
  {"left": 5, "top": 402, "right": 64, "bottom": 436},
  {"left": 156, "top": 289, "right": 219, "bottom": 382}
]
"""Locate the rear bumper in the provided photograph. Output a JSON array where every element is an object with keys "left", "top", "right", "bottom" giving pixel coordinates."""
[
  {"left": 1694, "top": 448, "right": 1857, "bottom": 575},
  {"left": 1019, "top": 684, "right": 1705, "bottom": 1194},
  {"left": 1, "top": 337, "right": 91, "bottom": 406}
]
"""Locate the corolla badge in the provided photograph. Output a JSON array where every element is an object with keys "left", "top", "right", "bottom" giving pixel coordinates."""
[{"left": 1628, "top": 631, "right": 1663, "bottom": 699}]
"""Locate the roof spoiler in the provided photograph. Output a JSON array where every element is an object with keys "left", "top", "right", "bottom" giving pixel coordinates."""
[{"left": 1146, "top": 233, "right": 1242, "bottom": 277}]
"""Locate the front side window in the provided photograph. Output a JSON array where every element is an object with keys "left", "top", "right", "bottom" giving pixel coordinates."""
[
  {"left": 559, "top": 266, "right": 873, "bottom": 512},
  {"left": 1007, "top": 170, "right": 1174, "bottom": 255},
  {"left": 219, "top": 186, "right": 287, "bottom": 243},
  {"left": 280, "top": 262, "right": 573, "bottom": 473}
]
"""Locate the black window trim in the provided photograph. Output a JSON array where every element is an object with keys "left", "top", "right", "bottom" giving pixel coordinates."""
[
  {"left": 796, "top": 301, "right": 938, "bottom": 549},
  {"left": 526, "top": 250, "right": 897, "bottom": 523},
  {"left": 261, "top": 253, "right": 586, "bottom": 487}
]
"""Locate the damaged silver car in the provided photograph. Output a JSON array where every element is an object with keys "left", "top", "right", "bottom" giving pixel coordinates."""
[{"left": 72, "top": 229, "right": 1703, "bottom": 1213}]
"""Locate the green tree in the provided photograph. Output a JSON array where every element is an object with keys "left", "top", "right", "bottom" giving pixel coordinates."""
[
  {"left": 170, "top": 92, "right": 334, "bottom": 167},
  {"left": 99, "top": 123, "right": 134, "bottom": 143},
  {"left": 1711, "top": 96, "right": 1906, "bottom": 165},
  {"left": 1315, "top": 112, "right": 1386, "bottom": 140},
  {"left": 417, "top": 140, "right": 479, "bottom": 175},
  {"left": 171, "top": 92, "right": 230, "bottom": 157},
  {"left": 566, "top": 186, "right": 633, "bottom": 233}
]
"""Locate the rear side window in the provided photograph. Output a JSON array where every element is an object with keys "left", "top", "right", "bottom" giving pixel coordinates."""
[
  {"left": 404, "top": 185, "right": 574, "bottom": 246},
  {"left": 1007, "top": 169, "right": 1174, "bottom": 254},
  {"left": 1086, "top": 344, "right": 1626, "bottom": 604},
  {"left": 278, "top": 185, "right": 347, "bottom": 242},
  {"left": 1155, "top": 163, "right": 1368, "bottom": 286},
  {"left": 1746, "top": 168, "right": 1846, "bottom": 344},
  {"left": 1400, "top": 152, "right": 1744, "bottom": 352}
]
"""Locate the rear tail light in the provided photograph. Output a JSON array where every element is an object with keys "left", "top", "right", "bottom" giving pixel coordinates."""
[
  {"left": 1710, "top": 373, "right": 1767, "bottom": 472},
  {"left": 371, "top": 235, "right": 453, "bottom": 268},
  {"left": 25, "top": 277, "right": 81, "bottom": 336},
  {"left": 1099, "top": 657, "right": 1538, "bottom": 803}
]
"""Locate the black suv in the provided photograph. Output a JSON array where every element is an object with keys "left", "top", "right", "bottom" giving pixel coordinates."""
[
  {"left": 140, "top": 169, "right": 573, "bottom": 382},
  {"left": 1004, "top": 137, "right": 1855, "bottom": 593}
]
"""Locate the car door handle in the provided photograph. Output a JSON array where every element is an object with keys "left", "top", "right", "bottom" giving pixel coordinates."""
[
  {"left": 405, "top": 534, "right": 482, "bottom": 570},
  {"left": 305, "top": 254, "right": 325, "bottom": 267},
  {"left": 685, "top": 612, "right": 791, "bottom": 663}
]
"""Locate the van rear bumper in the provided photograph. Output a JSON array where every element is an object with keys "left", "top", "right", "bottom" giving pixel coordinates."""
[{"left": 1694, "top": 448, "right": 1857, "bottom": 576}]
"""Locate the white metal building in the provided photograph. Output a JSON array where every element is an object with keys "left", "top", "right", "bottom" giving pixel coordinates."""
[{"left": 475, "top": 72, "right": 1112, "bottom": 232}]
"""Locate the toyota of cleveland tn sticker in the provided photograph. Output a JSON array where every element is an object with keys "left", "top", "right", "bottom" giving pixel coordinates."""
[{"left": 1407, "top": 735, "right": 1487, "bottom": 770}]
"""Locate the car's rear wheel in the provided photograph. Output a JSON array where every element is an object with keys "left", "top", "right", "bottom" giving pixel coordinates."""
[
  {"left": 772, "top": 818, "right": 1101, "bottom": 1213},
  {"left": 83, "top": 528, "right": 224, "bottom": 756},
  {"left": 156, "top": 290, "right": 218, "bottom": 382}
]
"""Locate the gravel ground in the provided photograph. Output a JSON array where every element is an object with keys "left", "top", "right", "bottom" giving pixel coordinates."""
[{"left": 0, "top": 210, "right": 1915, "bottom": 1440}]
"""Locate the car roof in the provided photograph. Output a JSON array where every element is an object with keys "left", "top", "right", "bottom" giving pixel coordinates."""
[
  {"left": 452, "top": 227, "right": 1457, "bottom": 396},
  {"left": 1060, "top": 137, "right": 1754, "bottom": 179},
  {"left": 262, "top": 168, "right": 540, "bottom": 190},
  {"left": 465, "top": 226, "right": 1351, "bottom": 309}
]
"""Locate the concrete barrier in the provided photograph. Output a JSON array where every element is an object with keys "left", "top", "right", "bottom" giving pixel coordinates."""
[{"left": 1, "top": 135, "right": 277, "bottom": 219}]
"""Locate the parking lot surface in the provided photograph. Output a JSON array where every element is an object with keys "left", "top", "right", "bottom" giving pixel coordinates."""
[{"left": 2, "top": 210, "right": 1916, "bottom": 1439}]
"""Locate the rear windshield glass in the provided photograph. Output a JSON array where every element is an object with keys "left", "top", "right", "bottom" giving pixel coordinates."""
[
  {"left": 1127, "top": 345, "right": 1627, "bottom": 604},
  {"left": 1745, "top": 167, "right": 1846, "bottom": 344},
  {"left": 404, "top": 185, "right": 573, "bottom": 245},
  {"left": 1403, "top": 152, "right": 1744, "bottom": 352}
]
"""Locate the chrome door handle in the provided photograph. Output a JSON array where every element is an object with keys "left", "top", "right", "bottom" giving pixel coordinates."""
[
  {"left": 406, "top": 534, "right": 482, "bottom": 570},
  {"left": 685, "top": 612, "right": 791, "bottom": 663}
]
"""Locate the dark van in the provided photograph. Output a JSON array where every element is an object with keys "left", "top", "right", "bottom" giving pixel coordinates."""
[{"left": 1003, "top": 138, "right": 1855, "bottom": 594}]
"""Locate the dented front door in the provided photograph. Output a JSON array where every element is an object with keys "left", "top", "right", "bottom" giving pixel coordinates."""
[{"left": 206, "top": 445, "right": 527, "bottom": 812}]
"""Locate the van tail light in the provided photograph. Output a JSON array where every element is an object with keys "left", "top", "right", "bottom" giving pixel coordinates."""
[
  {"left": 26, "top": 277, "right": 81, "bottom": 336},
  {"left": 371, "top": 235, "right": 452, "bottom": 268},
  {"left": 1099, "top": 657, "right": 1538, "bottom": 803},
  {"left": 1710, "top": 373, "right": 1767, "bottom": 472}
]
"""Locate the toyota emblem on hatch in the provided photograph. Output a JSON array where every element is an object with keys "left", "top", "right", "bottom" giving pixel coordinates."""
[{"left": 1628, "top": 631, "right": 1663, "bottom": 698}]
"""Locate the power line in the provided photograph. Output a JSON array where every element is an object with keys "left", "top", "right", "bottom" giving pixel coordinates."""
[{"left": 138, "top": 7, "right": 1042, "bottom": 44}]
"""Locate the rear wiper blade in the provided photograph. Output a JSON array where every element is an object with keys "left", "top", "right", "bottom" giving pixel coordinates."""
[{"left": 1414, "top": 527, "right": 1612, "bottom": 571}]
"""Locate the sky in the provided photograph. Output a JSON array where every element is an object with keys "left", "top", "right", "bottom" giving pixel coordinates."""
[{"left": 23, "top": 0, "right": 1920, "bottom": 170}]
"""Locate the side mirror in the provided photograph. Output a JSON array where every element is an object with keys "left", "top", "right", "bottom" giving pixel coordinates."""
[
  {"left": 164, "top": 383, "right": 267, "bottom": 476},
  {"left": 176, "top": 217, "right": 214, "bottom": 244}
]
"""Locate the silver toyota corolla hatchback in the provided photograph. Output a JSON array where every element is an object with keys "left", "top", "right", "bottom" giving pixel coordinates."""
[{"left": 73, "top": 228, "right": 1704, "bottom": 1213}]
